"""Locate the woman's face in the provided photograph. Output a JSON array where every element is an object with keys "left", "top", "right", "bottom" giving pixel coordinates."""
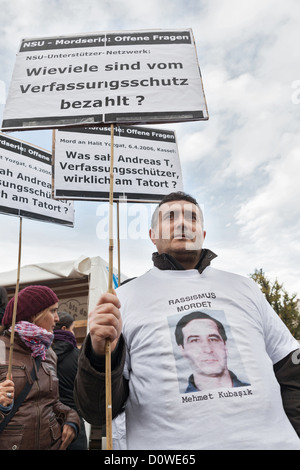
[{"left": 34, "top": 303, "right": 59, "bottom": 332}]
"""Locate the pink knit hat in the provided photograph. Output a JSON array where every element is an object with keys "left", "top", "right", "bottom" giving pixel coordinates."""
[{"left": 2, "top": 285, "right": 59, "bottom": 327}]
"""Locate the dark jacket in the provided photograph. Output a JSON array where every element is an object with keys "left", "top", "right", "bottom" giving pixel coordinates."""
[
  {"left": 0, "top": 287, "right": 8, "bottom": 324},
  {"left": 52, "top": 330, "right": 88, "bottom": 450},
  {"left": 74, "top": 249, "right": 300, "bottom": 437},
  {"left": 0, "top": 330, "right": 80, "bottom": 450},
  {"left": 52, "top": 332, "right": 79, "bottom": 410}
]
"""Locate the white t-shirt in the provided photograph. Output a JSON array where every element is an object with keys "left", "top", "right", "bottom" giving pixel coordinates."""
[{"left": 116, "top": 266, "right": 300, "bottom": 450}]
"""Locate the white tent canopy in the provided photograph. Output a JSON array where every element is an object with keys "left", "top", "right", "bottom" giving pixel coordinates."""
[
  {"left": 0, "top": 255, "right": 125, "bottom": 312},
  {"left": 0, "top": 256, "right": 94, "bottom": 284}
]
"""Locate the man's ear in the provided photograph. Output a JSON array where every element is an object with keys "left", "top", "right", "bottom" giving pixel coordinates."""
[{"left": 149, "top": 228, "right": 156, "bottom": 246}]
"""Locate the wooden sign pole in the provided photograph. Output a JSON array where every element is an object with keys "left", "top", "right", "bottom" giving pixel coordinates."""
[
  {"left": 117, "top": 201, "right": 121, "bottom": 287},
  {"left": 105, "top": 123, "right": 115, "bottom": 450},
  {"left": 7, "top": 216, "right": 23, "bottom": 380}
]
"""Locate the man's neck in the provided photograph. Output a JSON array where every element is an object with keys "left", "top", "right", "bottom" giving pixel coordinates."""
[
  {"left": 152, "top": 248, "right": 217, "bottom": 273},
  {"left": 168, "top": 250, "right": 202, "bottom": 270}
]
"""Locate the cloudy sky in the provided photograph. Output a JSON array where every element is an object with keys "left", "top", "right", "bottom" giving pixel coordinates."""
[{"left": 0, "top": 0, "right": 299, "bottom": 296}]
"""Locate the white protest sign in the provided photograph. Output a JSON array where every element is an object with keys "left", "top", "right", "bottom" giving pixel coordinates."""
[
  {"left": 0, "top": 133, "right": 74, "bottom": 225},
  {"left": 53, "top": 125, "right": 183, "bottom": 202},
  {"left": 2, "top": 29, "right": 208, "bottom": 130}
]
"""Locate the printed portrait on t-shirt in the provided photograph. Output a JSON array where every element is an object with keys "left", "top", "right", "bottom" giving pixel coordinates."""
[{"left": 168, "top": 310, "right": 250, "bottom": 394}]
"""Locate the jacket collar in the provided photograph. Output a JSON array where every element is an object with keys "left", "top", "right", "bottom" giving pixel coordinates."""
[{"left": 152, "top": 248, "right": 217, "bottom": 274}]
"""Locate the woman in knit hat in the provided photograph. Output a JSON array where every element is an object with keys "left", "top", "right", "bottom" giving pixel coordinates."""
[{"left": 0, "top": 285, "right": 80, "bottom": 450}]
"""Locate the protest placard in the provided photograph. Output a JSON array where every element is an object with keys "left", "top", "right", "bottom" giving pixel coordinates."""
[
  {"left": 53, "top": 124, "right": 183, "bottom": 202},
  {"left": 2, "top": 29, "right": 208, "bottom": 130},
  {"left": 0, "top": 133, "right": 74, "bottom": 225}
]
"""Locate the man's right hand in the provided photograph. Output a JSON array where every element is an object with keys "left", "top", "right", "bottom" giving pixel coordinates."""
[{"left": 88, "top": 289, "right": 122, "bottom": 356}]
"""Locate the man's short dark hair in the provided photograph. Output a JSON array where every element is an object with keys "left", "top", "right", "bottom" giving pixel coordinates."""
[
  {"left": 158, "top": 191, "right": 199, "bottom": 208},
  {"left": 175, "top": 311, "right": 227, "bottom": 347}
]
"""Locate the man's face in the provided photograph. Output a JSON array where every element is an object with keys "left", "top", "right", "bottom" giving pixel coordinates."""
[
  {"left": 179, "top": 319, "right": 228, "bottom": 378},
  {"left": 150, "top": 200, "right": 206, "bottom": 256}
]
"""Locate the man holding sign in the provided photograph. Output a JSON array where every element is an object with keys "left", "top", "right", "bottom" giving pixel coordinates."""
[{"left": 75, "top": 191, "right": 300, "bottom": 450}]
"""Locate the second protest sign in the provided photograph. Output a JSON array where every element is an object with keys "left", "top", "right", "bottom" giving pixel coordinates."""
[{"left": 53, "top": 125, "right": 183, "bottom": 202}]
